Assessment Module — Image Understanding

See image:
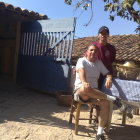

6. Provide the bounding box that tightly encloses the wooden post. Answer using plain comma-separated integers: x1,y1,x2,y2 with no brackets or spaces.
13,21,21,82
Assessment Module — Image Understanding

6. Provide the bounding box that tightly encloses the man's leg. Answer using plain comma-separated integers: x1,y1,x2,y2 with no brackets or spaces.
98,100,109,127
96,100,109,140
79,86,114,100
78,86,122,108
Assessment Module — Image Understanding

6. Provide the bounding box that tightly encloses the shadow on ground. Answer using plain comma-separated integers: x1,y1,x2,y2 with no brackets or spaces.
0,81,140,140
106,124,140,140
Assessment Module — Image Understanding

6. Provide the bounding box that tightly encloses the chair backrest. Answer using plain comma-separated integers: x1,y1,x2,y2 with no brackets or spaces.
70,65,76,91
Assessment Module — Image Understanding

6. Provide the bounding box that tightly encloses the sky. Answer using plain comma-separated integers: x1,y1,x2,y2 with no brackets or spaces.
2,0,139,38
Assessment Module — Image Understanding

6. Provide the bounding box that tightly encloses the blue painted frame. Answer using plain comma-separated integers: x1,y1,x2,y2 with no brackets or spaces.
17,17,76,94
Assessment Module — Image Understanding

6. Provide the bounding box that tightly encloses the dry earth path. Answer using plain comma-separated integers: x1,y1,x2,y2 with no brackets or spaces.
0,81,140,140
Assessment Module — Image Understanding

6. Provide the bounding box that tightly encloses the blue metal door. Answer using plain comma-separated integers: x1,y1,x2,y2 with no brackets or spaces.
17,18,76,94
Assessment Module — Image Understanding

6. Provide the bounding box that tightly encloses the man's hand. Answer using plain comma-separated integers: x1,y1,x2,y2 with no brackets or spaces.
105,75,112,89
82,82,91,92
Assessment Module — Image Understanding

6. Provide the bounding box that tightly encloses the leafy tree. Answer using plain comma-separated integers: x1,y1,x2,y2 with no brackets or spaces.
65,0,140,33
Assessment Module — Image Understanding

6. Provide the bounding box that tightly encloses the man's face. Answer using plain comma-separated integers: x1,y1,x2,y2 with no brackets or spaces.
98,30,109,43
86,45,98,61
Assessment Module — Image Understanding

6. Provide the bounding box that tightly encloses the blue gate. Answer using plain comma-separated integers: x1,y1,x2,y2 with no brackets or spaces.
17,18,76,94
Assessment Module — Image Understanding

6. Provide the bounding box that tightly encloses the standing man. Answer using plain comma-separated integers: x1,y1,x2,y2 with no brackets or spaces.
92,26,116,89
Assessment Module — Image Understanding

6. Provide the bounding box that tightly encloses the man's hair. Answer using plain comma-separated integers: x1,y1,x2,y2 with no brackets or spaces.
84,44,98,57
88,44,98,49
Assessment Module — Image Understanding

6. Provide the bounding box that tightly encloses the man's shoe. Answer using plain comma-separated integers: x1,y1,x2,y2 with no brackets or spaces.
127,113,133,119
113,97,122,108
96,134,105,140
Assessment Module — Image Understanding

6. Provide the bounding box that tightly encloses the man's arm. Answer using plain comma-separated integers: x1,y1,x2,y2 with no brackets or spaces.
77,68,91,91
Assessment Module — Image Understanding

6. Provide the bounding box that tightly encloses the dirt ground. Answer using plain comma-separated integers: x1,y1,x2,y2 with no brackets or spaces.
0,81,140,140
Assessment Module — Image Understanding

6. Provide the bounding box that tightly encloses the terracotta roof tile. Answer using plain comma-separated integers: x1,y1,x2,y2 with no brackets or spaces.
0,2,48,20
72,34,140,65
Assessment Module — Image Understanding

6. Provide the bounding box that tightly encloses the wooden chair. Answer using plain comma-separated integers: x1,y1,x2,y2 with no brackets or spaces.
68,66,111,134
69,96,129,134
69,97,100,135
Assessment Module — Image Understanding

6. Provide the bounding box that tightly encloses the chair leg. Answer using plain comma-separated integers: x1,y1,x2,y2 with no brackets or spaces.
122,111,127,126
133,108,139,115
89,105,94,124
93,106,99,124
75,103,81,135
69,99,76,124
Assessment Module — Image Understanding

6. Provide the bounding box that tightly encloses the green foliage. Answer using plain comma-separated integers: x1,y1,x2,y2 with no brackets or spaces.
65,0,140,33
64,0,72,5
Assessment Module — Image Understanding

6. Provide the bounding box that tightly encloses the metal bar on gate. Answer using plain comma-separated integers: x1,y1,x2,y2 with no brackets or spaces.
25,33,29,55
68,31,74,61
65,33,71,59
30,33,34,56
53,32,57,57
55,32,60,57
32,32,37,56
61,32,66,59
50,31,71,49
43,32,48,56
27,32,31,55
35,32,40,56
41,32,45,56
57,32,63,59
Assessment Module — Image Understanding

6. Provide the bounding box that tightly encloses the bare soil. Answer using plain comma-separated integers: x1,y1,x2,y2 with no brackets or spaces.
0,81,140,140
